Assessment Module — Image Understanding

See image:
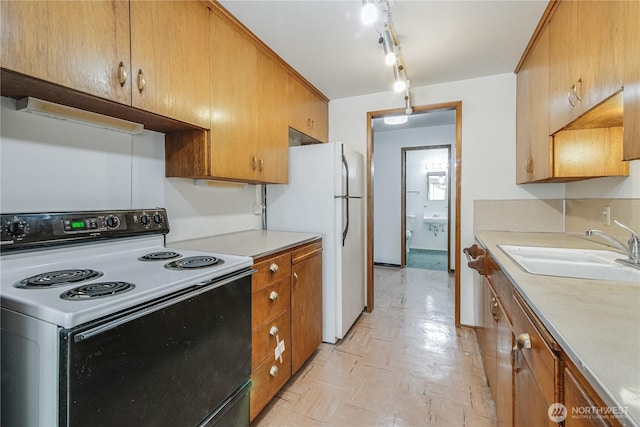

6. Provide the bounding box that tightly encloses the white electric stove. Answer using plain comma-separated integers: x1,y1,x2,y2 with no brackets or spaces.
0,208,254,427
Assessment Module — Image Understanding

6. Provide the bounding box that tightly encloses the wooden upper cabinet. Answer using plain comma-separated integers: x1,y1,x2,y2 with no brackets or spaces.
208,8,259,182
549,0,623,134
623,0,640,161
129,1,210,128
256,51,289,183
287,74,328,143
165,7,289,184
516,25,551,184
0,1,132,104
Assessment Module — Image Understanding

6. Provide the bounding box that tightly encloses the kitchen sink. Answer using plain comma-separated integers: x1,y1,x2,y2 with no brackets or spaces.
498,245,640,283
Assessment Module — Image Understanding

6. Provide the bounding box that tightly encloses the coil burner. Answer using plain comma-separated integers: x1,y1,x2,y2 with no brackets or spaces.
164,256,224,270
138,251,181,261
16,269,103,289
60,282,135,300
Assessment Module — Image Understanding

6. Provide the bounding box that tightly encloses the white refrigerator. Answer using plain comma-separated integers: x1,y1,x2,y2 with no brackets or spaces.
266,142,365,344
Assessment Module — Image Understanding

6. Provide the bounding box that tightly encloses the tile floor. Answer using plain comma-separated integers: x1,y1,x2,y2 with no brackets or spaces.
406,249,448,271
252,266,498,426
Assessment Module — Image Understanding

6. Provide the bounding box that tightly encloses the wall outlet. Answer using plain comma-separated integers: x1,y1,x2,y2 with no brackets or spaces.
602,206,611,225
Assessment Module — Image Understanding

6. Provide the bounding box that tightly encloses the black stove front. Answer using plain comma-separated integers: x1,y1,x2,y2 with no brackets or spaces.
60,270,253,427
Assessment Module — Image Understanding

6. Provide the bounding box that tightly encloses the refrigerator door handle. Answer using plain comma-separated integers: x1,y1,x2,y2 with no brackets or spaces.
341,150,349,246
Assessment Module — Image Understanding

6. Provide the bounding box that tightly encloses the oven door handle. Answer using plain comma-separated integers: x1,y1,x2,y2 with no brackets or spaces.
72,269,255,343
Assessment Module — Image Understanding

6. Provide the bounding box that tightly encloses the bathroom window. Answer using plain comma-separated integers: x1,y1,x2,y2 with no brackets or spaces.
426,172,447,201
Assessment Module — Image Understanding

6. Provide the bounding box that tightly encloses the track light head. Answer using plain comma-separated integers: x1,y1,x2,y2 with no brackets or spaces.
361,0,378,24
380,29,396,65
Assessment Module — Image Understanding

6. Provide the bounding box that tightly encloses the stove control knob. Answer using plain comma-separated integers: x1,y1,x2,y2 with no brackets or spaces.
140,214,150,225
152,214,164,225
105,216,120,229
6,221,25,237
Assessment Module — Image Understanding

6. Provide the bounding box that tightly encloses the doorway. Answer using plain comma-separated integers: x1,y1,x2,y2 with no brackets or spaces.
366,101,462,326
402,145,452,271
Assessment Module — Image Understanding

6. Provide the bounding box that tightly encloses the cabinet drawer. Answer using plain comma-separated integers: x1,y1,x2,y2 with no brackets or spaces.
487,259,514,324
252,253,291,293
511,293,560,406
250,348,291,421
291,240,322,263
252,279,291,330
252,309,291,368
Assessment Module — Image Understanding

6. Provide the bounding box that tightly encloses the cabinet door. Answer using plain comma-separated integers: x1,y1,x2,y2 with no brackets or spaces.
549,0,578,134
209,9,259,182
130,1,210,128
513,350,555,427
577,1,623,117
477,278,497,389
623,0,640,161
291,244,323,374
309,92,329,143
1,1,131,104
516,25,551,183
256,51,289,183
287,74,313,137
495,300,514,427
564,367,610,427
549,1,624,133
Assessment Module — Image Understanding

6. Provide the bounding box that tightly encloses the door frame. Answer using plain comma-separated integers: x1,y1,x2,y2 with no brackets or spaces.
401,144,452,269
366,101,462,327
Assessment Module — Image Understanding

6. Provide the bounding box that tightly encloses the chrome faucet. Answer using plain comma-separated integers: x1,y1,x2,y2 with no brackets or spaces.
586,220,640,268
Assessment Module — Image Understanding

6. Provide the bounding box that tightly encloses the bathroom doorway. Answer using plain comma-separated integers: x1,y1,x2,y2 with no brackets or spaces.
402,145,451,271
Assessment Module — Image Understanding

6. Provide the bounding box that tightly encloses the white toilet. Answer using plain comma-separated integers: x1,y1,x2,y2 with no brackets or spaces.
406,214,416,251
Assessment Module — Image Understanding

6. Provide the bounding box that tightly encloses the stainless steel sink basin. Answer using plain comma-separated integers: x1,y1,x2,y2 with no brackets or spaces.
498,245,640,283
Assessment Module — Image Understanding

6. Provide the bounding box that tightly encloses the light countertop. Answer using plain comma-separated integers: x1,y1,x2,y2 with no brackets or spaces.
474,231,640,427
169,229,322,260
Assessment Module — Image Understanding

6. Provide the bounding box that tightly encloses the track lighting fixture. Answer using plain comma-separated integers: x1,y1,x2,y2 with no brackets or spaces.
362,0,413,99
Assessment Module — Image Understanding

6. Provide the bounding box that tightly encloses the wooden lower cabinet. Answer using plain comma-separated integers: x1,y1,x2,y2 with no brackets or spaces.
250,239,323,420
478,275,513,427
291,241,323,375
250,310,292,419
470,243,627,427
514,354,556,427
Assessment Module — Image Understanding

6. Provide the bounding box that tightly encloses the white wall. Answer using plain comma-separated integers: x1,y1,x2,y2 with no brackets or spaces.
373,125,454,264
0,96,261,243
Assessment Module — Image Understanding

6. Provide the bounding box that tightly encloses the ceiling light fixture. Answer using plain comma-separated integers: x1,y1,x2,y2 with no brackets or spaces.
384,115,408,125
361,0,378,25
16,97,144,134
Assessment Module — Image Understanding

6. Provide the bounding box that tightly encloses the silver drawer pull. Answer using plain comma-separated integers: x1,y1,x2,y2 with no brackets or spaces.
269,263,279,273
269,291,279,301
269,326,279,336
269,365,279,376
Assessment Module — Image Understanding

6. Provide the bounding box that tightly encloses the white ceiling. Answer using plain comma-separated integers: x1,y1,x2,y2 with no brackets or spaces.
219,0,548,102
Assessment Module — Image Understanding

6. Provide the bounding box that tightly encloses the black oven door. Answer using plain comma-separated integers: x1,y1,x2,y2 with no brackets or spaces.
59,270,252,427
